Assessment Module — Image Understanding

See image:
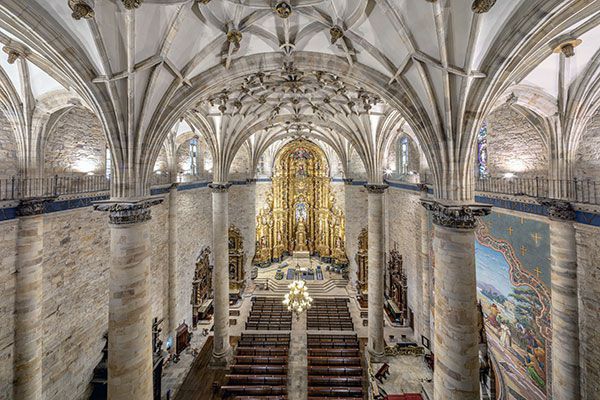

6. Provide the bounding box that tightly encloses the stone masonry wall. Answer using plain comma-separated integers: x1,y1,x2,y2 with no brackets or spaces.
386,188,423,337
575,223,600,398
486,106,547,178
0,112,19,180
575,109,600,181
229,184,257,287
0,219,17,399
345,184,368,285
44,108,106,176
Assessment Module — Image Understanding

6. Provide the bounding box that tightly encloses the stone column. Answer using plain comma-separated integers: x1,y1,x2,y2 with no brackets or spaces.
94,198,163,400
167,183,179,347
421,200,491,400
365,184,388,360
13,198,53,400
539,199,580,400
210,183,232,365
343,178,358,290
418,184,431,343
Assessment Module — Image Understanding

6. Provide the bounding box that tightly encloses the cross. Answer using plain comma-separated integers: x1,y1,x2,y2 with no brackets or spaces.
534,267,542,279
531,232,542,245
520,246,527,256
507,226,513,236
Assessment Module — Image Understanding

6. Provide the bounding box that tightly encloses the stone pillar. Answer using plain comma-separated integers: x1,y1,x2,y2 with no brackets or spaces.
365,184,388,360
210,183,232,365
421,200,491,400
539,199,580,400
418,184,431,343
343,178,358,290
167,183,179,346
94,198,163,400
13,198,53,400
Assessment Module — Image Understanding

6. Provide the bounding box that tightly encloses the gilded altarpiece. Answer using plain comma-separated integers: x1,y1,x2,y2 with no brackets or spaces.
228,225,245,300
253,139,348,266
356,228,368,296
191,247,212,327
386,248,408,324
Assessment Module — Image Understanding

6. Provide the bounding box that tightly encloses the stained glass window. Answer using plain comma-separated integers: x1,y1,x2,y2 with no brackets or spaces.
401,137,409,175
190,138,198,175
105,147,111,179
478,122,489,178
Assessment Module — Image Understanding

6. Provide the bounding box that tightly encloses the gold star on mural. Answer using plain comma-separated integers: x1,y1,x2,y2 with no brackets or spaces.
534,266,542,279
531,232,542,246
507,226,513,236
520,246,527,256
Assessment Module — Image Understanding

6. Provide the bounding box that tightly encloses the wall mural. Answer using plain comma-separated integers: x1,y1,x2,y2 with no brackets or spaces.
475,212,551,400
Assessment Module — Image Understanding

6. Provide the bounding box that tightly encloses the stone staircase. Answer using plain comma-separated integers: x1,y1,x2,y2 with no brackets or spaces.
257,278,349,295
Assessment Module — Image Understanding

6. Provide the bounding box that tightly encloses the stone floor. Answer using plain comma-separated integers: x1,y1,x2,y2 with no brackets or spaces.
372,354,432,396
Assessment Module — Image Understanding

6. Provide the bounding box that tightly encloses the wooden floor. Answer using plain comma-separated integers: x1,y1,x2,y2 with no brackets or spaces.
174,336,237,400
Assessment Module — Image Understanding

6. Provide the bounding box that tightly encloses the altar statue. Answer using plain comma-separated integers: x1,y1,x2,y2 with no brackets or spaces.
294,219,309,252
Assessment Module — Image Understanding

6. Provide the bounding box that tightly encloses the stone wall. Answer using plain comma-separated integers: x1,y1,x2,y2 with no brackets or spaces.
386,188,423,336
575,223,600,398
44,108,106,176
575,109,600,181
230,149,250,181
344,184,368,285
486,107,547,178
229,184,257,287
348,150,367,181
0,111,18,180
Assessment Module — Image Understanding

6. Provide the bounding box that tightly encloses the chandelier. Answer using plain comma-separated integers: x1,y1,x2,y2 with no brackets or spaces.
283,269,313,317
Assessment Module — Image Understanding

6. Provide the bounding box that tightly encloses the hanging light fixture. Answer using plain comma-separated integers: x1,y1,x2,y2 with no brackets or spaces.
283,267,313,317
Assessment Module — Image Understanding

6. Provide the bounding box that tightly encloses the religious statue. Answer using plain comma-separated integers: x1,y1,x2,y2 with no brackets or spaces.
294,219,309,252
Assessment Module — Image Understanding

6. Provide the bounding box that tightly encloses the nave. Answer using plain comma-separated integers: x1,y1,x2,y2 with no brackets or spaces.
171,292,427,400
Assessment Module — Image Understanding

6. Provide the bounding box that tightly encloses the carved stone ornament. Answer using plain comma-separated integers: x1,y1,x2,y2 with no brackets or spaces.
2,46,21,64
69,0,94,20
421,200,492,230
343,178,354,185
364,184,389,194
275,1,292,19
417,183,429,194
330,26,344,44
209,183,232,193
197,0,212,4
122,0,143,10
16,197,56,218
560,43,575,58
471,0,496,14
537,198,576,221
94,198,163,225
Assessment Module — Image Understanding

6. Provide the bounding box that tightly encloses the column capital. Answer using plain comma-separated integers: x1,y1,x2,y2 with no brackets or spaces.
421,199,491,230
94,197,163,225
417,183,429,194
16,196,56,217
537,198,576,221
169,182,179,190
343,178,354,185
364,184,388,194
209,182,232,193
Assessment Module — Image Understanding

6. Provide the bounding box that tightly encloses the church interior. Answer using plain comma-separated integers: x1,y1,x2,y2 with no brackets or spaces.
1,1,600,400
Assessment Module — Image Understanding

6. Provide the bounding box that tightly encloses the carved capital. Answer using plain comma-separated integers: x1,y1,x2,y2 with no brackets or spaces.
421,200,492,230
471,0,496,13
364,184,389,194
343,178,354,185
209,183,232,193
122,0,142,10
16,197,56,218
69,0,94,20
94,198,163,225
537,198,576,221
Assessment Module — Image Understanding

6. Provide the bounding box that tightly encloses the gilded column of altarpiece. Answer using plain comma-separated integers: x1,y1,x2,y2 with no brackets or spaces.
253,139,348,266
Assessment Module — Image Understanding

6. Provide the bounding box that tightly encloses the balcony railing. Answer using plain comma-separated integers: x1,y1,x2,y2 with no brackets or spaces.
475,177,600,205
0,173,182,202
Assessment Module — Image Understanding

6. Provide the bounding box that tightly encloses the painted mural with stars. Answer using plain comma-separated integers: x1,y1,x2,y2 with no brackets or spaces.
475,211,552,400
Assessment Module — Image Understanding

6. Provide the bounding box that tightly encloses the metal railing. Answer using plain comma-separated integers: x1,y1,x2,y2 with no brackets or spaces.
476,177,599,205
0,175,110,201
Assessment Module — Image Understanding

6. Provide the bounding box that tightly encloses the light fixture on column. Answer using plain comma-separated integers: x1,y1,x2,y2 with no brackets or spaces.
283,267,313,318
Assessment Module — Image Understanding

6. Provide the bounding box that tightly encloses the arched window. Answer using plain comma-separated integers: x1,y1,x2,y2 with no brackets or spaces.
477,123,489,178
189,138,198,175
105,147,111,179
400,137,409,175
